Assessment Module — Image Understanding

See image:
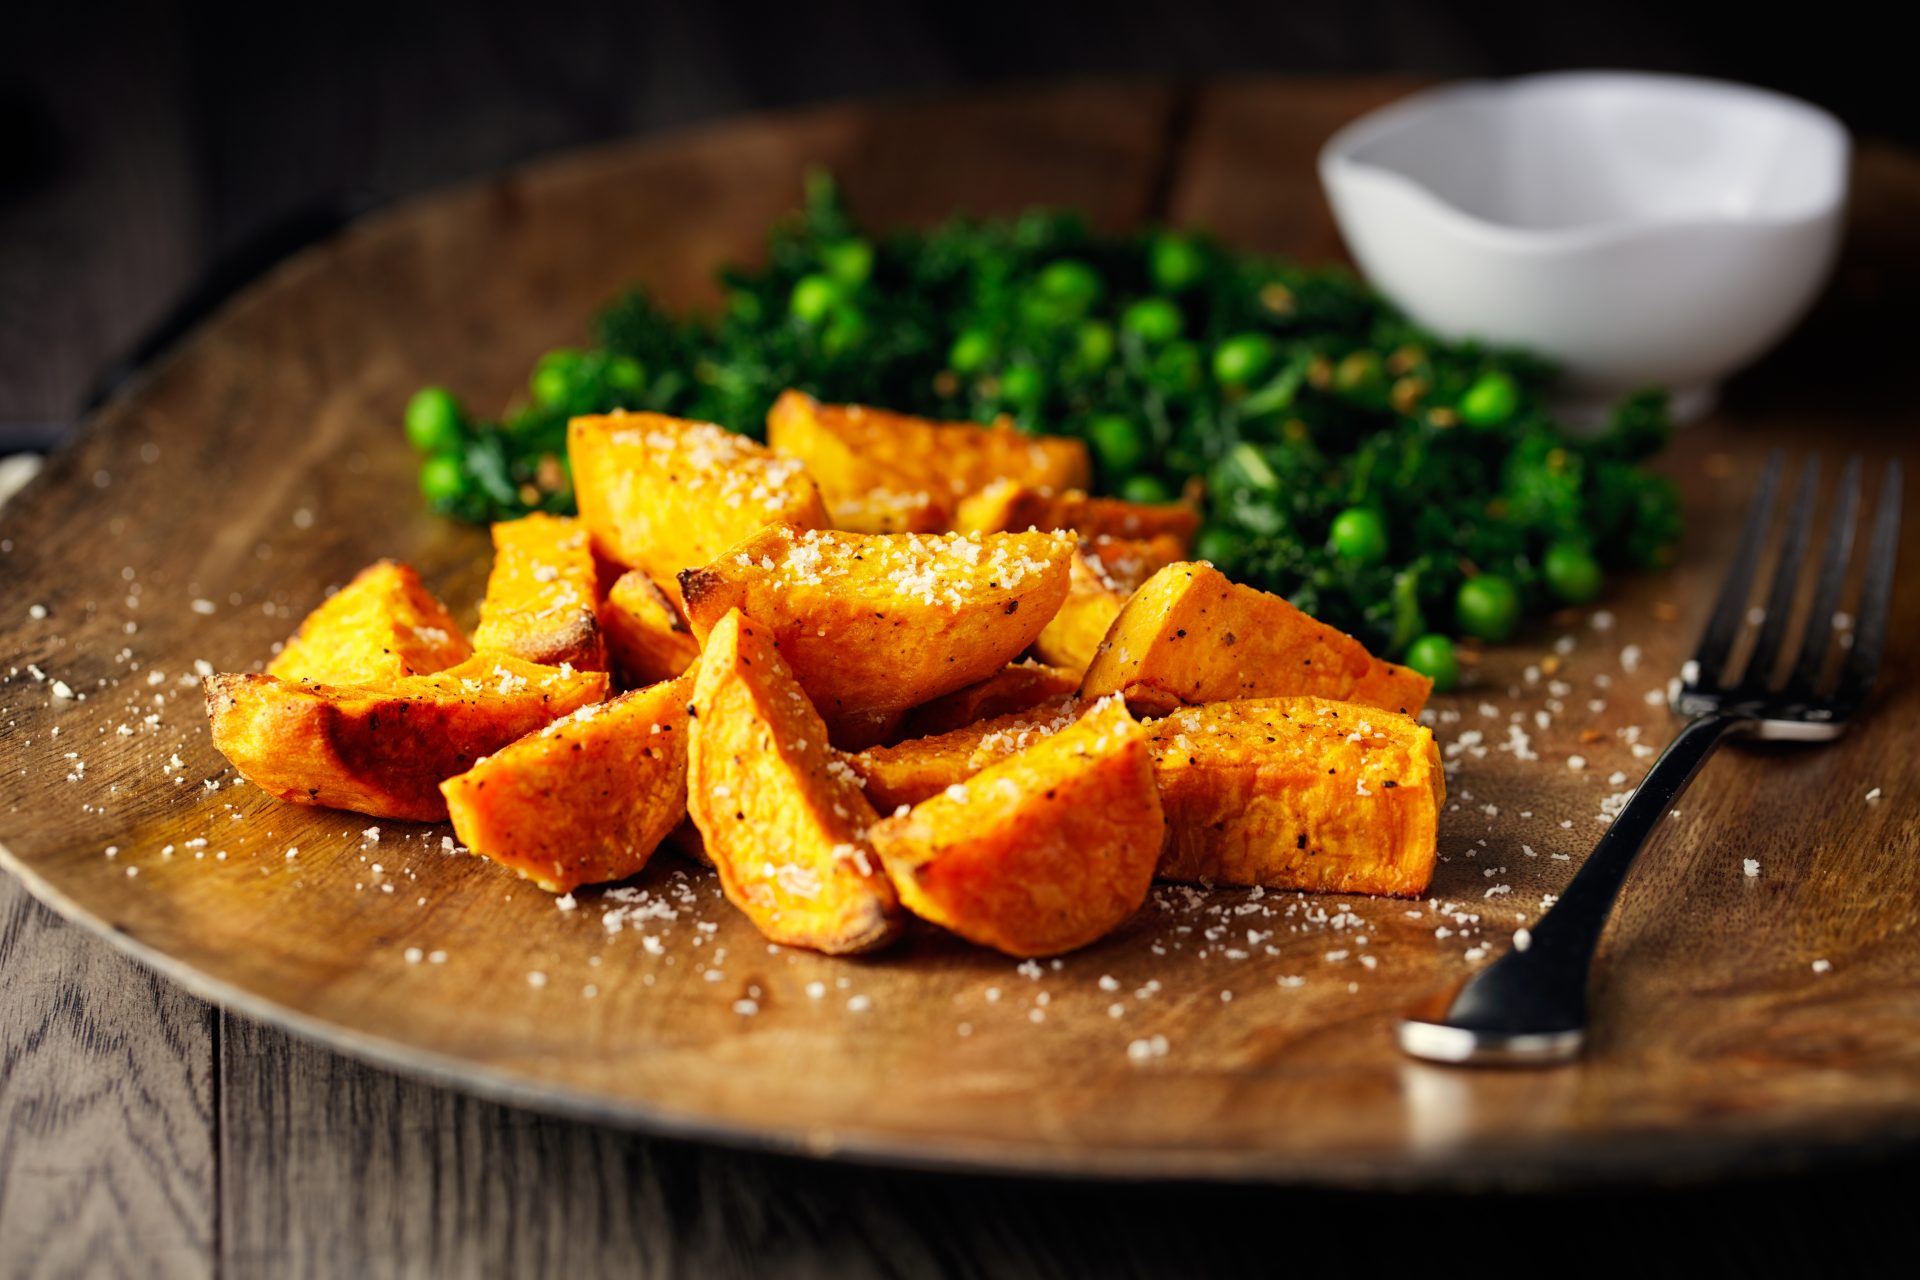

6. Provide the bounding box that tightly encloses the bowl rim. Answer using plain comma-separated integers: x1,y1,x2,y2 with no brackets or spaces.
1319,70,1852,255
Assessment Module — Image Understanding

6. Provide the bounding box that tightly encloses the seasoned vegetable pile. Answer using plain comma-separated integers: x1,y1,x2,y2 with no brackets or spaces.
406,173,1678,678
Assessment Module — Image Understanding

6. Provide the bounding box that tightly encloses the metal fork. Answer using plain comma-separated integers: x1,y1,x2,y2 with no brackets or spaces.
1398,452,1904,1066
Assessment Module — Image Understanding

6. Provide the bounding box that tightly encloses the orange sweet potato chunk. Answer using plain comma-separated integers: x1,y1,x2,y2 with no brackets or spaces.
569,411,828,582
868,697,1163,957
823,488,952,535
1148,698,1444,896
599,569,700,687
1079,562,1432,717
766,389,1089,521
687,610,901,954
1032,534,1187,673
441,673,692,893
953,480,1201,549
472,513,606,671
206,656,609,821
267,560,470,687
679,523,1073,737
847,696,1089,813
896,660,1081,740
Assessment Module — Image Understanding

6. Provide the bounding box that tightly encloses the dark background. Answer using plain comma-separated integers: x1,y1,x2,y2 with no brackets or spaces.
0,0,1905,443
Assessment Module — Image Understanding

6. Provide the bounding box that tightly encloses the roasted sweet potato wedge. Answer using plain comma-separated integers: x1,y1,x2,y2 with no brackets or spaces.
1079,562,1432,717
441,673,693,893
847,695,1088,813
953,480,1201,549
766,389,1090,515
679,523,1074,738
869,696,1162,957
599,569,700,687
1032,534,1187,673
821,488,952,535
472,513,606,671
206,656,609,821
569,411,828,581
1148,698,1443,896
896,660,1081,739
686,609,901,954
267,560,470,687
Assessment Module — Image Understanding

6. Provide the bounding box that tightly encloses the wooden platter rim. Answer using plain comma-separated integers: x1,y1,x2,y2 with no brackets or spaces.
7,836,1917,1190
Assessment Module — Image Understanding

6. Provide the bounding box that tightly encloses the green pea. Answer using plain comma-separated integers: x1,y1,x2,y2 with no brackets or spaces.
1036,259,1102,311
1212,333,1276,386
604,355,645,396
999,362,1044,406
821,305,868,357
822,238,874,287
1459,370,1520,427
529,349,585,408
1456,574,1521,643
1119,473,1173,504
1074,321,1116,370
1404,633,1460,692
948,328,993,373
1193,525,1243,566
1327,506,1389,565
404,387,464,456
1087,413,1146,474
418,454,466,505
789,273,841,326
1543,539,1604,603
1149,234,1204,292
1122,297,1184,344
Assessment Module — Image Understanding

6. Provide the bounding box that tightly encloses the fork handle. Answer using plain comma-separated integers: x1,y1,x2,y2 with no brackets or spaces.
1398,711,1741,1065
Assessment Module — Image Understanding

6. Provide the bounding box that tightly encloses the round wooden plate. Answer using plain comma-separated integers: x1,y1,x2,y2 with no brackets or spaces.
5,80,1920,1188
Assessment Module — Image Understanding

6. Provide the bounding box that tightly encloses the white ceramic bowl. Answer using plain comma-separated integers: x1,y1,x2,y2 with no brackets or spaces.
1320,72,1850,421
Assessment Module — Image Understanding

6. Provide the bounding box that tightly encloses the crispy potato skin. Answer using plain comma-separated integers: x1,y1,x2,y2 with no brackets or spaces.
569,411,828,581
441,674,692,893
679,523,1074,738
472,513,607,671
206,656,609,821
1148,698,1443,896
848,695,1088,813
1080,562,1433,718
599,569,700,688
897,662,1081,740
687,609,901,954
1032,535,1186,673
767,390,1090,515
869,698,1162,957
267,560,470,686
953,481,1200,550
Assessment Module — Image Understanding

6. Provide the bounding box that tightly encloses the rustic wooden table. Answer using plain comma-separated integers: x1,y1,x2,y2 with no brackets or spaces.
3,79,1918,1276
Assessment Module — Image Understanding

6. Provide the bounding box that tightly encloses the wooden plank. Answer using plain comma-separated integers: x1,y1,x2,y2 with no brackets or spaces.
2,76,1919,1200
0,880,215,1278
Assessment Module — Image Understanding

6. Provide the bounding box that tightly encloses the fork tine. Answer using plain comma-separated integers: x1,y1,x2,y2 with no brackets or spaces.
1787,455,1862,693
1691,451,1783,686
1743,457,1820,688
1834,461,1903,712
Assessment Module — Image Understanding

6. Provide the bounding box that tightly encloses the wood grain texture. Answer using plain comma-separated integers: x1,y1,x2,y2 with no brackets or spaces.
2,79,1919,1203
0,881,215,1279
